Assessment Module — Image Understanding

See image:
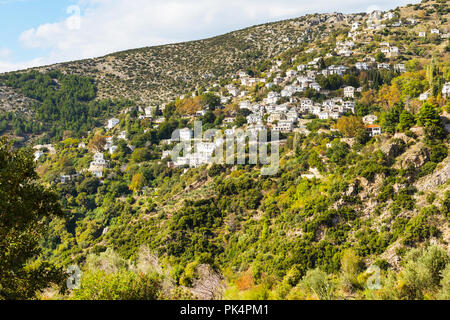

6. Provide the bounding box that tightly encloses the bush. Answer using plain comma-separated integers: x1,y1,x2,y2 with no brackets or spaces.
302,268,335,300
71,269,163,300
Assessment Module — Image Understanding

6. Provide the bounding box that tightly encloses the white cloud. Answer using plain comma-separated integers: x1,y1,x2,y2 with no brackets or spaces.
0,47,12,59
0,57,44,73
4,0,419,72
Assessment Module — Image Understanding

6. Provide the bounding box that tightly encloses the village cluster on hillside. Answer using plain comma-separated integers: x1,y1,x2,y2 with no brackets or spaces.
32,5,450,180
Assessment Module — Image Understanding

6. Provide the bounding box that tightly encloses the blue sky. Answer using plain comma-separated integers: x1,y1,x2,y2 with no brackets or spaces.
0,0,75,61
0,0,420,73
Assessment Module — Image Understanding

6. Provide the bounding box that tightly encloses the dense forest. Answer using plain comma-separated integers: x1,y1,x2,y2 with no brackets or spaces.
0,70,134,143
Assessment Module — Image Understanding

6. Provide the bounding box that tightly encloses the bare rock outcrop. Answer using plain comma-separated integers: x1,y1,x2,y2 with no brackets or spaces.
416,157,450,191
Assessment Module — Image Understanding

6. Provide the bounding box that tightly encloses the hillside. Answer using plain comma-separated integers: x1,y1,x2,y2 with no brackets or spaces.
0,0,450,301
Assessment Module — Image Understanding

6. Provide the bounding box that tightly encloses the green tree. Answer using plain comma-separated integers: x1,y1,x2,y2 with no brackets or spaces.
0,138,65,299
397,110,415,132
336,116,365,137
418,103,445,140
129,173,146,194
376,52,386,63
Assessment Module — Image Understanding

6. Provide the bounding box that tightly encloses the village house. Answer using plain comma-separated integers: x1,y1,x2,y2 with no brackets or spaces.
34,150,44,161
338,48,353,57
223,117,236,124
300,99,313,109
389,46,399,55
309,82,321,92
247,114,262,125
238,71,248,78
266,92,281,104
196,110,207,117
394,64,406,73
431,29,440,35
328,65,347,76
363,115,378,125
418,31,426,37
267,112,286,124
344,86,355,98
106,118,120,130
274,120,294,133
442,83,450,98
383,12,395,20
419,92,430,101
118,131,127,140
286,70,298,78
241,77,258,87
228,87,239,97
178,128,193,142
355,62,370,71
377,63,391,70
248,124,267,135
318,111,330,120
89,153,107,178
297,64,307,72
366,124,382,137
161,150,172,160
239,100,251,109
273,76,284,85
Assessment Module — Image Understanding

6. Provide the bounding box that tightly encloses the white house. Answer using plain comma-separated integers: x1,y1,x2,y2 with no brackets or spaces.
301,99,313,109
239,100,251,109
344,86,355,98
144,107,155,118
419,92,430,101
228,87,239,97
297,64,307,72
109,145,118,155
266,92,281,104
196,142,216,154
89,153,107,178
247,114,262,125
286,70,298,78
179,128,193,141
223,117,236,124
377,63,391,70
34,150,44,161
92,153,106,166
309,82,321,92
418,31,426,37
318,112,329,120
274,120,294,133
366,124,382,137
442,83,450,98
431,29,440,35
383,12,395,20
390,46,399,54
338,49,353,57
363,115,378,125
196,110,207,117
118,131,127,140
394,64,406,73
355,62,370,71
106,118,120,130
